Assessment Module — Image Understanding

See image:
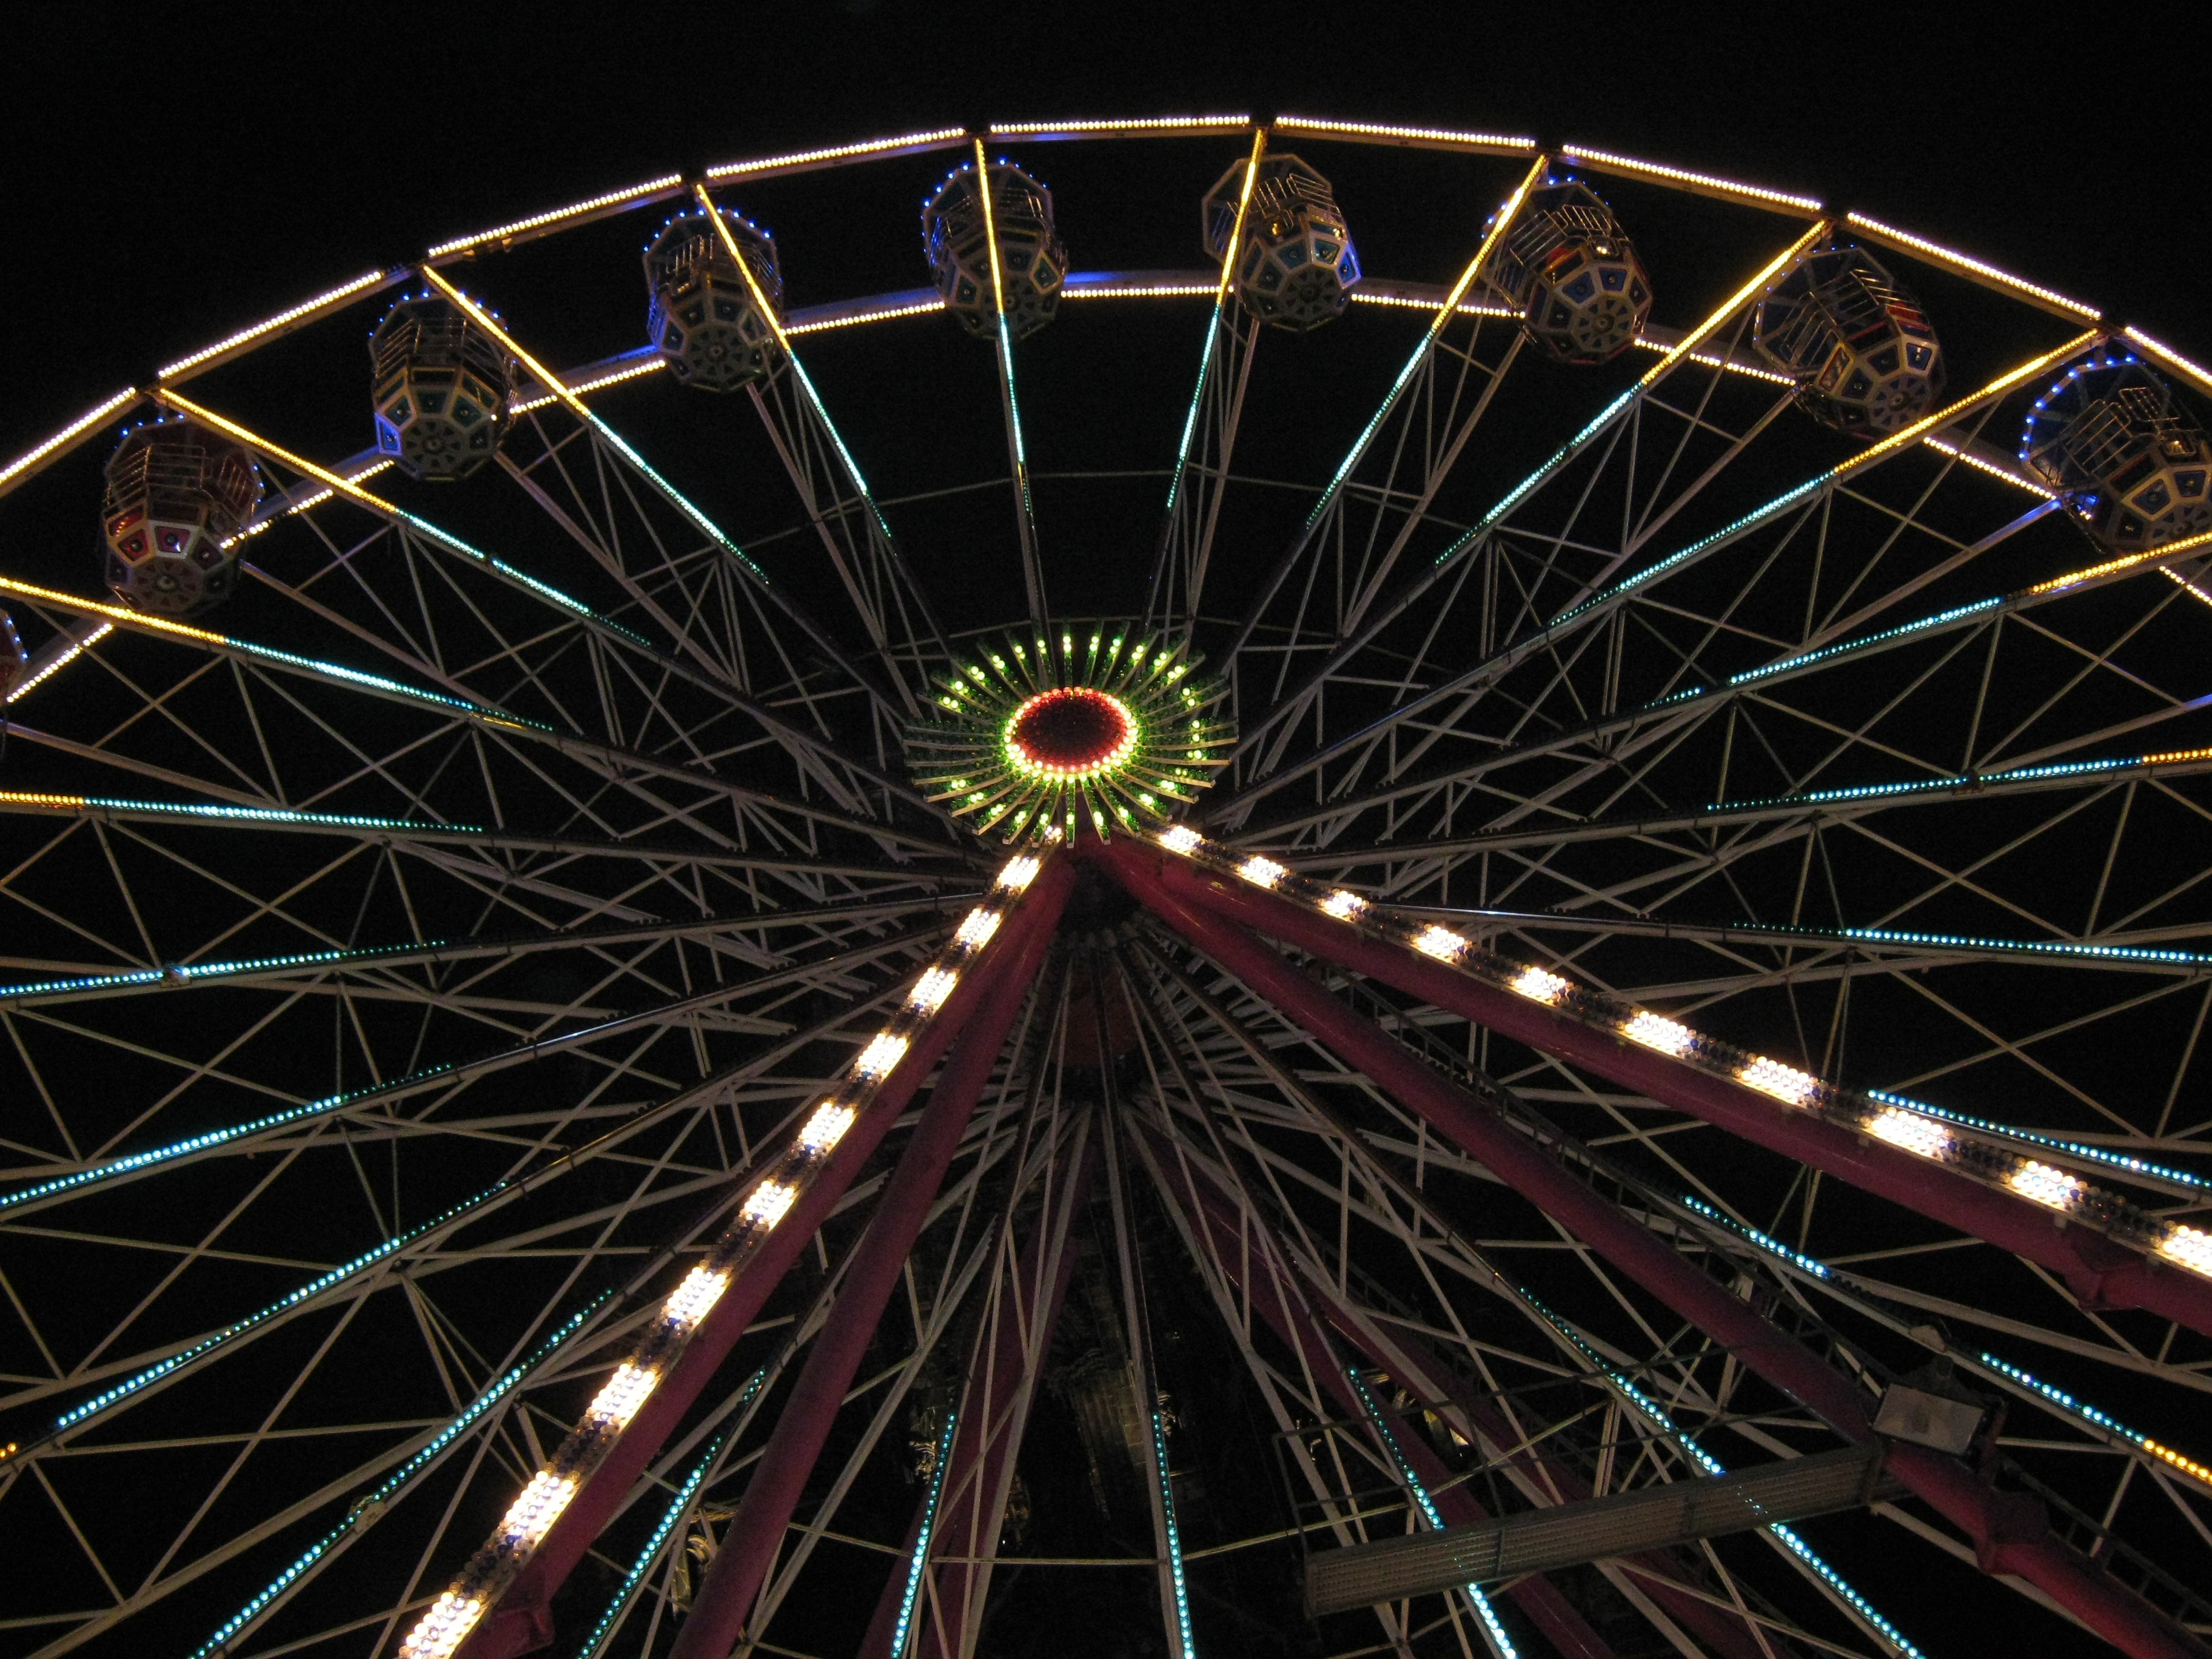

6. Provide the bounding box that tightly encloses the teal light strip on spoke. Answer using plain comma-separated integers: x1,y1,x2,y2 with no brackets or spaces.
186,1295,611,1659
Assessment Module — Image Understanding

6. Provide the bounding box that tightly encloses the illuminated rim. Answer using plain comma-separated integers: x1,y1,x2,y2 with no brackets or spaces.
906,624,1233,845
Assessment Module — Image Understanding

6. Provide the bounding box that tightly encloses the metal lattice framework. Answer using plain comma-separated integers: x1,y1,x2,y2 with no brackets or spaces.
2,114,2211,1659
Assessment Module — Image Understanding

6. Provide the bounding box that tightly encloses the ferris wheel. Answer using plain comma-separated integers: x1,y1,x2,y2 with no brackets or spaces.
3,110,2212,1659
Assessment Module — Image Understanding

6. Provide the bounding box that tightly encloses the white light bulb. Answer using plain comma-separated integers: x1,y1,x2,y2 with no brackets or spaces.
799,1102,856,1155
1413,925,1467,962
2009,1159,2085,1212
1159,825,1202,854
854,1033,909,1078
1740,1055,1818,1106
998,854,1042,891
498,1471,577,1548
586,1363,657,1431
909,968,958,1011
742,1181,798,1228
1867,1107,1951,1160
1238,856,1287,888
954,908,1001,949
398,1592,486,1659
663,1265,729,1329
2160,1225,2212,1277
1624,1012,1695,1056
1321,890,1367,921
1510,965,1570,1004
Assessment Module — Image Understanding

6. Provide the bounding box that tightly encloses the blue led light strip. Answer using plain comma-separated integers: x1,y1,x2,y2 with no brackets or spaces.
1864,1090,2211,1197
575,1365,771,1659
47,1183,508,1439
1510,1296,1925,1659
1151,1411,1197,1657
1680,1196,1832,1279
891,1410,959,1658
184,1295,611,1659
1344,1368,1518,1659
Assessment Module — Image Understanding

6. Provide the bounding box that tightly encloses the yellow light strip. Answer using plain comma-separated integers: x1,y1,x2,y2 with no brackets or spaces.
1848,329,2104,475
156,390,407,523
784,298,947,335
509,357,665,415
694,185,799,361
1560,144,1824,215
0,388,139,490
1218,129,1267,308
158,270,389,379
418,269,588,430
989,115,1250,135
975,140,1011,321
2163,568,2212,611
427,175,686,258
1921,437,2054,497
1435,153,1550,322
1273,115,1537,152
1351,290,1515,320
223,458,397,545
0,572,241,652
1632,221,1832,391
2122,326,2212,400
1627,336,1795,386
2024,526,2212,596
706,127,969,178
1062,283,1217,301
5,622,111,704
1846,212,2099,320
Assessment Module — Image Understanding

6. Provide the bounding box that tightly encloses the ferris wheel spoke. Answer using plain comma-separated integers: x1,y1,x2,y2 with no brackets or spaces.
1225,219,1835,788
1218,315,2100,831
414,270,910,736
1136,875,2202,1656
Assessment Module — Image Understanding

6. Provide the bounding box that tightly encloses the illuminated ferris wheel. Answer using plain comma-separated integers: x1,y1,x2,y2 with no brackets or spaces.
4,111,2212,1659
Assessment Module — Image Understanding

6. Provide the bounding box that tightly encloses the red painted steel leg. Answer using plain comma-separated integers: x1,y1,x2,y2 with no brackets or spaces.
912,1125,1099,1659
1101,839,2212,1338
463,860,1075,1659
1101,839,2207,1659
669,886,1066,1658
1129,1118,1618,1659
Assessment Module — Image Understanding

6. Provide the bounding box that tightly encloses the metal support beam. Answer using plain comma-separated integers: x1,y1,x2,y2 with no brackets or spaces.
1127,1116,1618,1659
1307,1444,1892,1617
457,859,1076,1658
668,894,1062,1657
909,1118,1098,1659
1096,836,2210,1659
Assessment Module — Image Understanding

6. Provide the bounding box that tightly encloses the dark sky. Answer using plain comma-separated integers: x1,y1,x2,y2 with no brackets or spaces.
4,2,2208,466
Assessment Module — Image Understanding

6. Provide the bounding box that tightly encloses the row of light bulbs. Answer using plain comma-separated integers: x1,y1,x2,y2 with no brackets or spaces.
1151,828,2212,1288
397,853,1043,1659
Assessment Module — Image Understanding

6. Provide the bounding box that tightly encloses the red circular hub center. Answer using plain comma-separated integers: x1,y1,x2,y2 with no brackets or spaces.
1007,689,1133,774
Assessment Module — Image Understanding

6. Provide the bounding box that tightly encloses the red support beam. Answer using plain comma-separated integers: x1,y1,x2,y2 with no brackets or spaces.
1128,1116,1619,1659
1100,837,2207,1659
669,875,1068,1659
461,859,1075,1659
913,1123,1099,1659
1142,1113,1769,1659
1102,839,2212,1338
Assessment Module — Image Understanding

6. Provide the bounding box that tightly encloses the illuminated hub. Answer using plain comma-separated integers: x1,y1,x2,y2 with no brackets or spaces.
923,161,1065,340
0,611,23,701
1008,688,1136,776
369,295,516,481
643,208,782,391
100,418,261,615
1491,181,1652,365
1754,245,1945,435
2021,356,2212,553
1202,153,1360,331
906,624,1235,846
